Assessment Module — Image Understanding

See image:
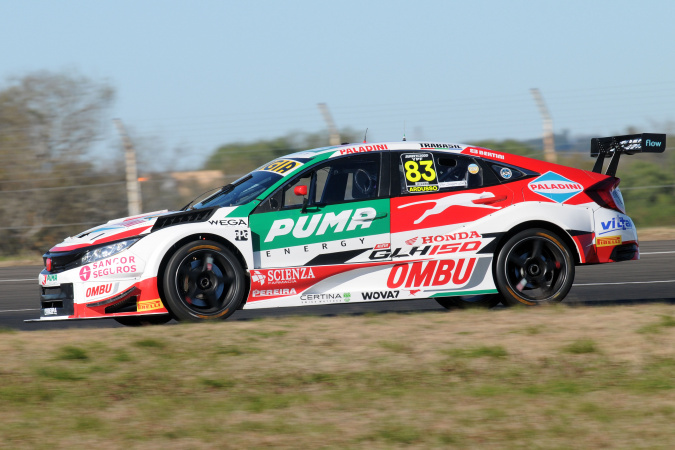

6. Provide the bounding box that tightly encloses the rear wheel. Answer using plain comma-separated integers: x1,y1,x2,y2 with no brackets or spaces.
162,240,246,322
435,294,502,310
495,229,574,306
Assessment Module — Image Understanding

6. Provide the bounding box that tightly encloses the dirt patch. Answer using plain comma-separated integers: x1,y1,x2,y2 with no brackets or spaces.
639,227,675,241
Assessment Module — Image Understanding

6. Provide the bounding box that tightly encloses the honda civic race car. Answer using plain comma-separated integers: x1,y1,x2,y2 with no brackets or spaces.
32,133,666,325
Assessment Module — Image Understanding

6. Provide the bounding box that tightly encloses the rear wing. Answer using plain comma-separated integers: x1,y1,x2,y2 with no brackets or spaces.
591,133,666,176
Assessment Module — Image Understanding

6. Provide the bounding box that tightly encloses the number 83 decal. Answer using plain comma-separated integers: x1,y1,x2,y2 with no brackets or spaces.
401,153,439,193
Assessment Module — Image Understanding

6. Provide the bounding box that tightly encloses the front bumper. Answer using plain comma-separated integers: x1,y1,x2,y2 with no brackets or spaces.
28,270,169,322
38,283,75,318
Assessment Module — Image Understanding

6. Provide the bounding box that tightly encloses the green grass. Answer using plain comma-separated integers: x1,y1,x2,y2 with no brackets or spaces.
56,345,89,360
562,338,599,354
442,345,509,358
637,314,675,334
0,304,674,448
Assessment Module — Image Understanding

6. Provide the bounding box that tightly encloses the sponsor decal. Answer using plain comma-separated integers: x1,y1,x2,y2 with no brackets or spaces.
467,148,505,160
235,229,249,241
137,299,164,312
361,290,400,300
85,283,115,298
528,172,583,203
251,271,266,285
253,267,316,286
419,231,481,244
300,293,345,303
91,256,136,269
120,214,164,228
398,192,501,225
339,144,388,155
370,240,481,260
405,237,418,245
401,153,439,194
500,167,512,179
40,273,58,286
468,164,480,175
387,258,476,289
253,288,297,297
90,265,137,278
44,307,58,315
619,138,641,151
260,159,302,175
80,256,137,281
408,185,439,192
645,139,662,148
438,181,467,188
249,264,392,303
252,198,389,251
209,219,247,226
264,207,376,243
597,236,622,247
374,243,390,250
599,216,633,235
420,143,462,149
80,266,91,281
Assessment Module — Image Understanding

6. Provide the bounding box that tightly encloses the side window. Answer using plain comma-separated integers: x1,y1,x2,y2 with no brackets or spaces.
281,153,380,208
397,152,484,195
283,173,312,208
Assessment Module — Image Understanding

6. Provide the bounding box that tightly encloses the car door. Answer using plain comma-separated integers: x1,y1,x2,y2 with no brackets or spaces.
383,150,516,296
249,152,390,270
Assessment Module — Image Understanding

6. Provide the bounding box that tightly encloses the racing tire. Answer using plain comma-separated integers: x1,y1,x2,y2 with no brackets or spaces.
495,228,574,306
435,294,502,310
162,240,246,322
114,315,172,327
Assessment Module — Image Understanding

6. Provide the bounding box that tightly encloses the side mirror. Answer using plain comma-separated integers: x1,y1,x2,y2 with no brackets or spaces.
294,185,309,213
294,185,308,196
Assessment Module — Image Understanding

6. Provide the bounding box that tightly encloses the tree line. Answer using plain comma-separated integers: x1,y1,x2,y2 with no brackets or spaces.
0,70,673,258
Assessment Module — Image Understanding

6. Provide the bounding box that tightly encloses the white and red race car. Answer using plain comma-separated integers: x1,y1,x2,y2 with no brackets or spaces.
32,133,666,325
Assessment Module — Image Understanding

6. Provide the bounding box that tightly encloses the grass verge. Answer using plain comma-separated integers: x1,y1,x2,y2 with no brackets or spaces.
1,304,674,448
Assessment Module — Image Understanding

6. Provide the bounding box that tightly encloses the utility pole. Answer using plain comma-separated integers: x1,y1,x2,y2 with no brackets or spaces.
113,119,143,216
530,88,557,163
318,103,341,146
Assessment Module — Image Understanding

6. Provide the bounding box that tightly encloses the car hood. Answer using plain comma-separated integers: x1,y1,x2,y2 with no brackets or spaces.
49,210,173,253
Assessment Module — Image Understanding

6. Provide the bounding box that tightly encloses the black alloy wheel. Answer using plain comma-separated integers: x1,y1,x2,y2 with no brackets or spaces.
162,240,246,322
495,229,575,306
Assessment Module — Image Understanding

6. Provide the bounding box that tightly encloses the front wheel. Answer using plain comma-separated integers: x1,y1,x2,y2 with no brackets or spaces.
162,240,246,322
495,229,575,306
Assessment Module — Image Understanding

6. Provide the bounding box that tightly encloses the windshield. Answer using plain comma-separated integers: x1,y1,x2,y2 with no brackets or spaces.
193,171,283,209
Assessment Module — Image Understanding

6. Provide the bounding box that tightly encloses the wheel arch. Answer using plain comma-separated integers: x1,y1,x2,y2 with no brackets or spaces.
156,233,251,316
492,220,581,266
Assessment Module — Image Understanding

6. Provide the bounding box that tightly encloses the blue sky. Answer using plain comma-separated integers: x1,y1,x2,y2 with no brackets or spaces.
2,0,674,168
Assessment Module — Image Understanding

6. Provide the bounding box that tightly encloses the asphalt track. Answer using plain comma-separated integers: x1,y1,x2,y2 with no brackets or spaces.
1,240,674,331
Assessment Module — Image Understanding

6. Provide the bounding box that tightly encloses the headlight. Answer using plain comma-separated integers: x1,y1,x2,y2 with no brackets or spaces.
81,238,140,265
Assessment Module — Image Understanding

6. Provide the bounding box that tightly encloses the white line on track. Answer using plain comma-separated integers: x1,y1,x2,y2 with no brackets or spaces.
641,251,675,255
0,308,39,313
574,280,675,286
0,279,35,283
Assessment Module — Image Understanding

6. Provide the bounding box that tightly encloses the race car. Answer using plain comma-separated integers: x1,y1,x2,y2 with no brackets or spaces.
31,133,666,325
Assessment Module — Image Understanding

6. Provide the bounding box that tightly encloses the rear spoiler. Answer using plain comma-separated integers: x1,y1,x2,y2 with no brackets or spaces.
591,133,666,176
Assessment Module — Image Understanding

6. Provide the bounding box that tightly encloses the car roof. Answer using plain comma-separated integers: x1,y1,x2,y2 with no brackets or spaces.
284,141,470,162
